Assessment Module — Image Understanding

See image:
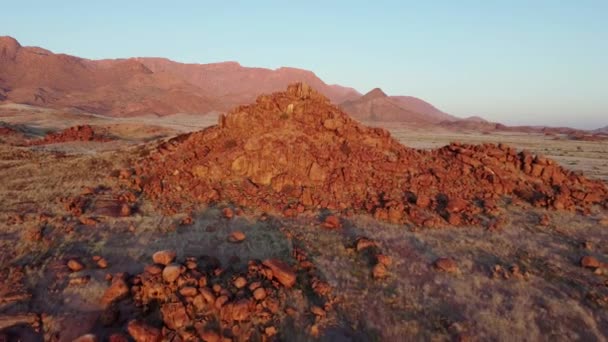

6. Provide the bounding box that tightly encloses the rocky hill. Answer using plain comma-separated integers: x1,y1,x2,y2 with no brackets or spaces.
130,83,607,228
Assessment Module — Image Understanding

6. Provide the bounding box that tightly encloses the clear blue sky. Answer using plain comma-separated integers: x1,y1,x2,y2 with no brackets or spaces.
2,1,607,128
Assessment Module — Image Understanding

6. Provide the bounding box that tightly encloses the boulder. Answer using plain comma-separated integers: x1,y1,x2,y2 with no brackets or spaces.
262,259,296,288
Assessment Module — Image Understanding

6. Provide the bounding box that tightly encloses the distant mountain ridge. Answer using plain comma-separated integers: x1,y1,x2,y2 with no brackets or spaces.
0,36,361,116
594,125,608,134
0,36,218,116
1,36,532,131
339,87,457,125
133,57,361,110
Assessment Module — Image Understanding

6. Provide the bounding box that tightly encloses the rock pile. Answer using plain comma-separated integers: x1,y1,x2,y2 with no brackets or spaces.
29,125,110,145
131,83,607,227
99,250,335,341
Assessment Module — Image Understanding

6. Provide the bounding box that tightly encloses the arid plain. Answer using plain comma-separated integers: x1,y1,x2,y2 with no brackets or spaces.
1,97,607,341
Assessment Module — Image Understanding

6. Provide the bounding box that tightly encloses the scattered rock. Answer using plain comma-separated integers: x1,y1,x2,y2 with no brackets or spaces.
145,264,162,275
310,305,326,317
355,237,377,252
228,231,246,243
68,275,90,286
179,286,198,297
67,259,84,272
539,214,550,226
180,215,193,225
376,254,392,267
198,329,221,342
322,215,341,229
581,256,601,269
160,302,190,330
434,257,459,273
127,320,162,342
101,276,129,306
233,276,247,289
229,299,252,321
215,295,229,309
97,258,108,269
162,264,182,283
372,263,388,279
152,250,176,266
200,287,216,304
222,208,234,219
79,216,98,226
265,326,278,337
253,287,267,300
262,259,296,288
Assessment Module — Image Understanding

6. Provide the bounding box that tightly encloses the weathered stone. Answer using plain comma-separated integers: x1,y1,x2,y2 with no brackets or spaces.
434,257,459,273
233,276,247,289
179,286,198,297
160,302,190,330
97,258,108,269
372,263,388,279
253,287,267,300
262,259,296,288
323,215,340,229
355,237,377,252
310,306,326,317
228,231,246,243
127,320,161,342
222,208,234,219
581,256,601,269
67,259,84,272
162,264,182,283
229,299,251,321
376,254,392,266
101,277,129,306
152,250,176,266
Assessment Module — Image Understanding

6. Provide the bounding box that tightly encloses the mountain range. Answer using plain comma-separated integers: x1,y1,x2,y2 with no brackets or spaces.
1,36,604,132
0,36,456,125
0,36,362,117
340,88,456,125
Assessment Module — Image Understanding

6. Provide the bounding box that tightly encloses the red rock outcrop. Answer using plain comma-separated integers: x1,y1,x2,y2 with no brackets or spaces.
29,125,110,145
131,83,607,227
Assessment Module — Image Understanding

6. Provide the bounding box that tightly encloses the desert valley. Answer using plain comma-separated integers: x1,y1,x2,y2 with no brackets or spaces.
0,33,608,342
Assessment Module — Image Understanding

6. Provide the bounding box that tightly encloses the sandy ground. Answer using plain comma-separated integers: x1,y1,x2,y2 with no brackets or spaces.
1,107,607,340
